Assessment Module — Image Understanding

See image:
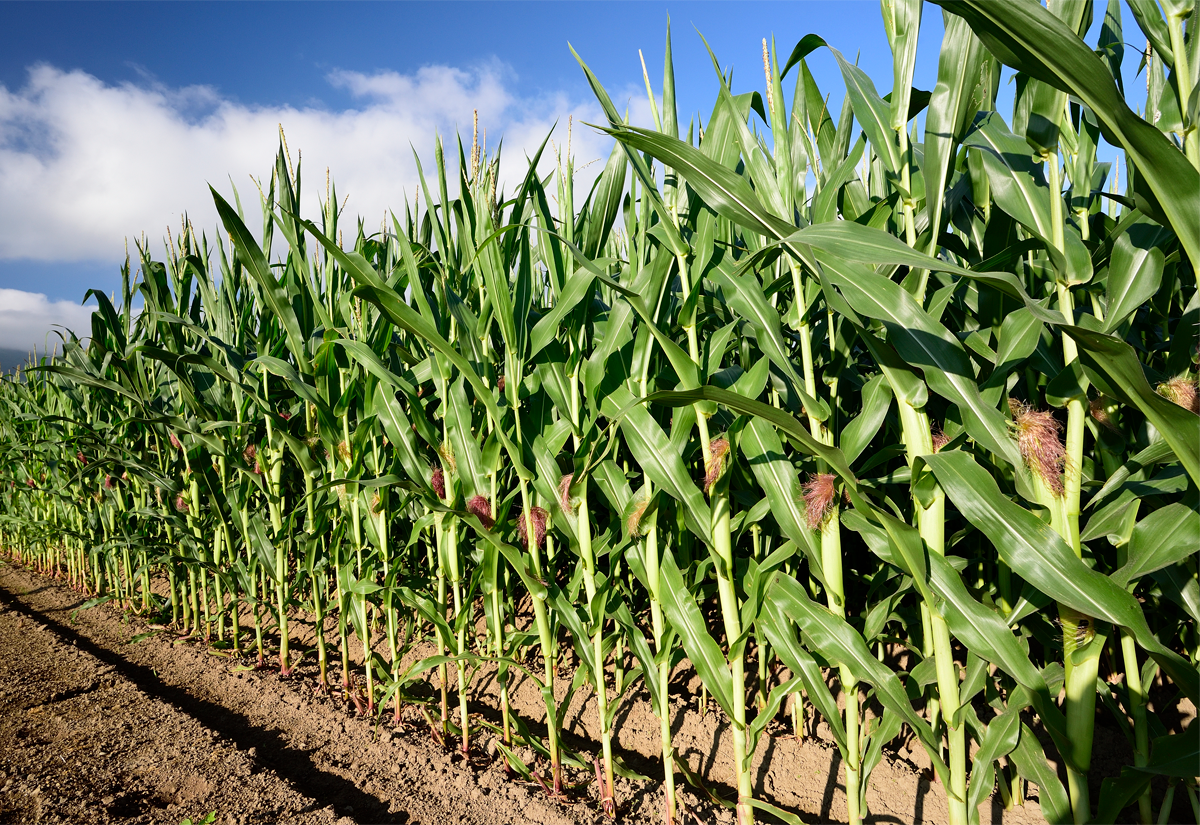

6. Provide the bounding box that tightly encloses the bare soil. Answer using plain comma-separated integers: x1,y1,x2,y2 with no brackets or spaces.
0,561,1059,825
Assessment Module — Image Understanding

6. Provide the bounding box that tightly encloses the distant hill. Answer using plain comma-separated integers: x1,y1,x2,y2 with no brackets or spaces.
0,348,35,374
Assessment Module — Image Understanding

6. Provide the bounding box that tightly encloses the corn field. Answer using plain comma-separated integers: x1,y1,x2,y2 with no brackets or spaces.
1,1,1197,823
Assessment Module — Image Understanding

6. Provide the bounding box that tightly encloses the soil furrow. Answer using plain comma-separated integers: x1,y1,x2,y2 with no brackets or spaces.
0,562,1054,824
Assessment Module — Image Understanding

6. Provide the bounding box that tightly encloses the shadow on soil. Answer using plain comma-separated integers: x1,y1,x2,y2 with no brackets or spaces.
0,582,406,823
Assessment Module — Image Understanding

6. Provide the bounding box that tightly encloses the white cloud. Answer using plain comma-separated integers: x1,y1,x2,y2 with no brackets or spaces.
0,289,94,351
0,61,619,264
0,60,646,350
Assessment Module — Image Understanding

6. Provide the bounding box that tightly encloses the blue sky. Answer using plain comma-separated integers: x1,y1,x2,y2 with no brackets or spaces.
0,2,912,128
0,1,1135,352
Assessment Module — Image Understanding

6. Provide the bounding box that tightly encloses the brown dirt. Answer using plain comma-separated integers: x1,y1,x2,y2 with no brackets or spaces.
0,561,1056,825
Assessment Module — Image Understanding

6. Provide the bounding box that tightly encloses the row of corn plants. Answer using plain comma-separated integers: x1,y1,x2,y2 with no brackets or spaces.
1,2,1197,823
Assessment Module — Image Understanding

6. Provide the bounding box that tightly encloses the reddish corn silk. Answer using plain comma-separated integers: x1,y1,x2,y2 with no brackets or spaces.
467,495,495,529
173,495,190,514
102,475,116,490
431,467,446,499
243,444,263,473
168,432,182,450
1009,399,1066,496
1088,395,1114,429
557,474,574,511
516,506,548,550
1158,376,1199,414
25,478,35,488
336,441,351,463
438,443,457,476
931,426,949,453
626,498,650,538
76,451,87,464
497,374,506,394
279,410,292,421
703,438,730,494
802,473,838,530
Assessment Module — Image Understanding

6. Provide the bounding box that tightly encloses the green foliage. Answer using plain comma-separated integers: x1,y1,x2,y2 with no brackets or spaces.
180,813,216,825
0,5,1196,825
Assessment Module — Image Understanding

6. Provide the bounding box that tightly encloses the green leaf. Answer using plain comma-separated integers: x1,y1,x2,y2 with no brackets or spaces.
245,514,278,581
577,138,628,259
250,355,325,414
1103,224,1166,333
707,265,828,420
811,135,867,225
839,499,936,607
827,44,901,174
962,113,1091,284
529,265,596,358
570,47,687,257
1087,439,1175,510
925,450,1199,703
1010,722,1072,825
932,0,1200,265
647,386,855,485
212,187,311,372
989,308,1043,383
1095,769,1153,825
758,600,847,753
817,255,1025,473
788,221,1026,295
594,115,838,297
460,514,548,602
840,373,893,466
658,550,735,719
924,14,991,239
1114,503,1199,587
965,702,1022,816
1133,731,1200,777
34,364,143,408
600,124,795,243
766,572,950,786
1065,326,1200,486
338,282,530,480
611,598,663,717
444,377,486,500
882,0,923,133
368,387,425,491
926,553,1071,762
1080,490,1140,546
1153,564,1200,623
738,418,824,585
1124,0,1174,64
601,387,712,546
